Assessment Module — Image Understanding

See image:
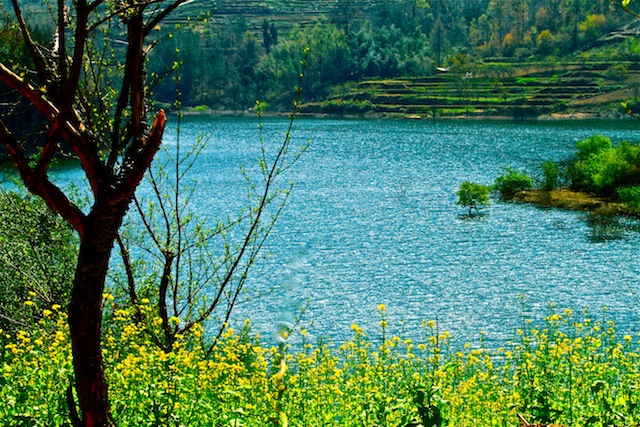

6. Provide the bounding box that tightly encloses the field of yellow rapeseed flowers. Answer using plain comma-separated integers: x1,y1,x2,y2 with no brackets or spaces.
2,302,640,426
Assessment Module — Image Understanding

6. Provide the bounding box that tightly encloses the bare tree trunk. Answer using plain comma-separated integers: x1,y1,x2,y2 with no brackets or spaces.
69,213,121,427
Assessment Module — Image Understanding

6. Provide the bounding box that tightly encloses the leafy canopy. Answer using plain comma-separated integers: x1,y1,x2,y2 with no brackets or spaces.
456,181,490,215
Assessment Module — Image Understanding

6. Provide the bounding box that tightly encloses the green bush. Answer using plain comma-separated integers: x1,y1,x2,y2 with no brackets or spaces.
575,134,612,161
605,63,627,81
456,181,490,215
493,166,534,199
570,139,640,195
0,189,76,333
541,160,559,191
588,149,633,193
617,185,640,211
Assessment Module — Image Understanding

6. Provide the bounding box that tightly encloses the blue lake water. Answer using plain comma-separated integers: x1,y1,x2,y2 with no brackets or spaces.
37,117,640,346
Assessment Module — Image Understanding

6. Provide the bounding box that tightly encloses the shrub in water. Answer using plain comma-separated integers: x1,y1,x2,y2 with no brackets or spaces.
493,166,534,199
456,181,490,215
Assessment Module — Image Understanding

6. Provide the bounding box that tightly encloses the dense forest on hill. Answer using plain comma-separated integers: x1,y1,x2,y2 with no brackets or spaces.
0,0,637,114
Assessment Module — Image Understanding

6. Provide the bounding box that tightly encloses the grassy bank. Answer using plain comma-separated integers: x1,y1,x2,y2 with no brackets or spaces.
2,301,640,426
514,189,634,216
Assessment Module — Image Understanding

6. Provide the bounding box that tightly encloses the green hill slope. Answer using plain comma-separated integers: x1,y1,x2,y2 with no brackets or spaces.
300,61,640,118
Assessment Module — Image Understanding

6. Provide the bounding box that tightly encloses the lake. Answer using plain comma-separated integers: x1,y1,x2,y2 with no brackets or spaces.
39,117,640,346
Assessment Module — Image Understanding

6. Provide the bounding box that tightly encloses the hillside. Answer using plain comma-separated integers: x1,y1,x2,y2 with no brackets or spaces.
2,0,639,116
300,60,640,118
162,0,378,29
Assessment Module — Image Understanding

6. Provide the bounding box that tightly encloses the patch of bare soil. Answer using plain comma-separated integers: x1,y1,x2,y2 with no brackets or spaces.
513,189,632,216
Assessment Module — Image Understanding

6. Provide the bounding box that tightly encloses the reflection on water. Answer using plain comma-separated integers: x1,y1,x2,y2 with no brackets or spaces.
585,212,625,243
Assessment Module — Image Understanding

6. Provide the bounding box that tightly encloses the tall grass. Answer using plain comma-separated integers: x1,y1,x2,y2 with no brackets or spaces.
2,301,640,426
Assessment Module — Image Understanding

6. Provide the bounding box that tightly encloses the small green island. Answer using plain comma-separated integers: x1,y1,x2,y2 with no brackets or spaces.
459,134,640,221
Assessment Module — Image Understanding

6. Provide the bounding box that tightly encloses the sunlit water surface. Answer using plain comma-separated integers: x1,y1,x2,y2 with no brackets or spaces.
43,117,640,347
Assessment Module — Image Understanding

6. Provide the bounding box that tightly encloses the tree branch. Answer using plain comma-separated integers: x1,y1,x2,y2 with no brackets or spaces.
0,61,59,121
57,0,68,91
114,109,167,203
64,1,90,111
116,234,143,323
144,0,191,35
11,0,50,82
0,121,87,237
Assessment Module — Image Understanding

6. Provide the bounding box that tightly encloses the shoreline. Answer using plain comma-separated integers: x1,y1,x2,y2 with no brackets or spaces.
175,107,630,121
513,189,636,216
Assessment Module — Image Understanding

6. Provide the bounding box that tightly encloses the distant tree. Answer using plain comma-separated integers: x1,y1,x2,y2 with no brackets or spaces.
332,0,358,38
537,29,556,54
262,19,273,53
430,17,446,66
579,14,607,40
270,22,279,46
456,181,491,215
572,0,581,48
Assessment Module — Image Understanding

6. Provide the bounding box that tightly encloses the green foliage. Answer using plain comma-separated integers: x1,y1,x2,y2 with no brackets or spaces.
605,63,627,81
579,14,608,40
320,99,375,114
587,148,633,192
541,160,559,191
516,77,539,85
570,138,640,195
537,30,556,55
617,185,640,211
575,134,612,161
493,166,534,200
456,181,490,215
191,104,210,112
139,0,631,111
0,189,76,333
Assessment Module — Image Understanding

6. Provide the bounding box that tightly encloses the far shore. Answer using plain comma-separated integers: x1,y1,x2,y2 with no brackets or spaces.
175,106,630,121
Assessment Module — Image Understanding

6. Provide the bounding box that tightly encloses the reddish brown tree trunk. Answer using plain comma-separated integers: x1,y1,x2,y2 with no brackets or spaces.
69,208,125,427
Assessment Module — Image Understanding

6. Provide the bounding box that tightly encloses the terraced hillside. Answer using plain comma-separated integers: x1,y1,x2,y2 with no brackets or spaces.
0,0,378,31
301,62,640,118
171,0,378,30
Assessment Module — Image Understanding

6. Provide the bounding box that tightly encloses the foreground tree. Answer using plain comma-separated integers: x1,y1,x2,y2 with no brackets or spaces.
0,0,194,425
